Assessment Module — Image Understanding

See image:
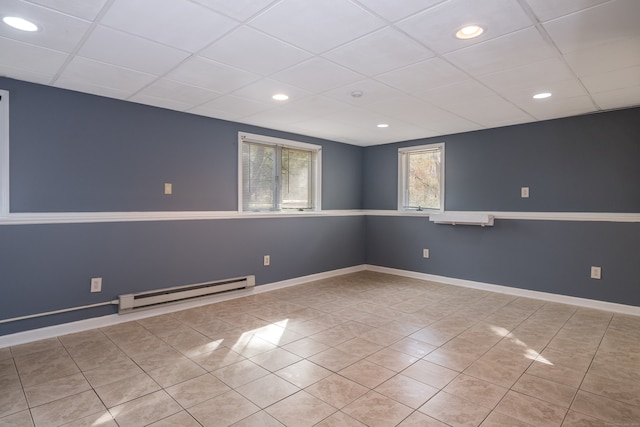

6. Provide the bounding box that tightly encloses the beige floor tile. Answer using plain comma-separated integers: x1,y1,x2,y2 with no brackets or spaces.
443,374,508,409
235,374,299,408
165,373,230,408
24,373,90,408
109,390,181,427
571,390,640,424
281,337,329,358
189,390,259,426
15,347,80,388
495,390,567,427
314,411,366,426
266,391,336,427
561,410,608,426
129,346,184,372
365,347,418,372
307,347,362,372
401,360,458,389
389,337,437,358
229,334,279,358
375,374,438,409
145,356,206,388
512,373,577,408
423,346,481,372
339,360,396,389
306,374,368,409
94,372,160,408
397,411,448,426
0,359,21,392
0,388,28,418
60,411,117,427
190,346,245,371
418,391,491,427
147,410,201,427
0,410,34,427
212,359,269,388
275,359,332,388
343,391,413,427
30,390,105,427
11,339,62,359
464,347,532,388
360,328,404,346
581,370,640,407
230,411,284,426
249,347,301,372
82,356,142,388
0,348,12,361
335,337,384,358
480,412,534,426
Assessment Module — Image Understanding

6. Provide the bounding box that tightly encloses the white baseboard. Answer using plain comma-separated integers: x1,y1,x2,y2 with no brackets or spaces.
365,265,640,317
2,263,638,348
0,265,366,348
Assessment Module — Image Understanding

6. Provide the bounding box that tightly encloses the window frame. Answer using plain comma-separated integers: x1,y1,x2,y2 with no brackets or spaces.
398,142,445,212
238,132,322,213
0,90,9,218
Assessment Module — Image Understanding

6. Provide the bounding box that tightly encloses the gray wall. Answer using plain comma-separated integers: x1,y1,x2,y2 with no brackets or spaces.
0,78,364,335
363,108,640,306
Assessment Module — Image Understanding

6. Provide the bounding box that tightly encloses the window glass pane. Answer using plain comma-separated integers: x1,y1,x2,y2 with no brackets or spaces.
243,142,276,211
407,148,441,210
281,147,313,209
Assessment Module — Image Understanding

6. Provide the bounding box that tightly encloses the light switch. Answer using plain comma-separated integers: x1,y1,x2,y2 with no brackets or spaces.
521,187,529,198
164,183,172,195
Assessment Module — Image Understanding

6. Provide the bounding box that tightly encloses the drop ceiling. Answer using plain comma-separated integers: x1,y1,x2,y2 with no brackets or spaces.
1,0,639,146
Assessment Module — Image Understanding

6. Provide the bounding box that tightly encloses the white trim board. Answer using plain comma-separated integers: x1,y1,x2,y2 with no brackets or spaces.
366,265,640,317
0,265,366,348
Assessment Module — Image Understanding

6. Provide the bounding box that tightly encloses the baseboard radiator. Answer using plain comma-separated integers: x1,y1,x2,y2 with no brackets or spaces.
118,275,255,314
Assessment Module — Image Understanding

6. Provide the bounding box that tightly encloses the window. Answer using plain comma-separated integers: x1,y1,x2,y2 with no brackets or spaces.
0,90,9,218
239,132,321,212
398,143,444,211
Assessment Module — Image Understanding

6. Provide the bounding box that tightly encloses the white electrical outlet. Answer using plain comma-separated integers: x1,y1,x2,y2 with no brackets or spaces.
423,249,430,258
590,266,602,280
521,187,530,198
164,183,172,195
264,255,270,266
91,277,102,292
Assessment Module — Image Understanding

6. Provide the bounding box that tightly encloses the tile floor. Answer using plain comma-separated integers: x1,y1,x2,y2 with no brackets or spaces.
1,271,639,426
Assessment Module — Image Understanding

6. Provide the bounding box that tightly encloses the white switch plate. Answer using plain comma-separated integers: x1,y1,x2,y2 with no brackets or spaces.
264,255,270,266
590,266,601,280
91,277,102,292
164,183,172,195
423,249,430,258
521,187,529,198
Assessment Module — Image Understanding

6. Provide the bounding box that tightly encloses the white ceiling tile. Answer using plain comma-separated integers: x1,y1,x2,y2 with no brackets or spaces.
271,58,363,92
248,0,385,53
591,85,640,110
581,66,640,94
323,79,406,106
190,0,277,21
134,79,221,106
0,0,91,52
101,0,238,52
231,78,312,103
416,79,496,106
478,58,580,94
444,27,558,76
244,95,351,125
199,27,312,76
498,78,589,106
167,56,261,93
517,95,597,120
396,0,534,54
190,95,272,119
543,0,640,54
128,94,193,112
375,58,468,92
438,95,533,127
25,0,109,20
54,78,133,99
55,56,157,94
352,0,445,22
78,26,190,75
524,0,610,22
323,27,434,75
564,37,640,77
0,36,68,79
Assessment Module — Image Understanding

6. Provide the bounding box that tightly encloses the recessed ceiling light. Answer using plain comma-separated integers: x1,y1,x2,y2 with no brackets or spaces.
272,94,289,101
533,92,552,99
456,25,483,40
377,123,389,128
3,16,38,32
